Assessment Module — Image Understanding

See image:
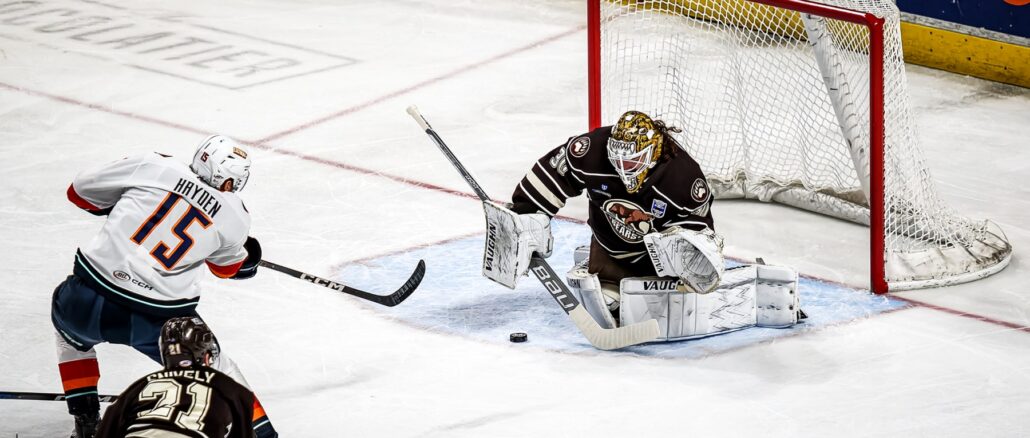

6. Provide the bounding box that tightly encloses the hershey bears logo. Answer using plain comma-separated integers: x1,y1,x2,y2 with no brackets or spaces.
602,199,654,243
568,136,590,158
691,178,709,203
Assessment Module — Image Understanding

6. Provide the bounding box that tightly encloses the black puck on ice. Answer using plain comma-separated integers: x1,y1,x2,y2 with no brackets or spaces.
509,332,528,343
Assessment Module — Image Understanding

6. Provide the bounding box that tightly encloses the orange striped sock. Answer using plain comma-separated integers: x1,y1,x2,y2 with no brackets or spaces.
59,358,100,394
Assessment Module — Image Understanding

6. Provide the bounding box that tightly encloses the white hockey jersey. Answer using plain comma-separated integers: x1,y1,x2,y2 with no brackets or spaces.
67,153,250,315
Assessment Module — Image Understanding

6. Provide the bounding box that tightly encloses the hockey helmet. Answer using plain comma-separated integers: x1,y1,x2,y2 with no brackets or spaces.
608,111,663,193
159,317,220,368
190,135,251,192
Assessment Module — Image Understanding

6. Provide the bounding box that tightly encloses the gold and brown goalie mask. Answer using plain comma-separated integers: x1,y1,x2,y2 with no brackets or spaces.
608,111,663,193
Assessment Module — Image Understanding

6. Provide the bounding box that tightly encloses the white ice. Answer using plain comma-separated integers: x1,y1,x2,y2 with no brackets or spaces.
1,0,1029,437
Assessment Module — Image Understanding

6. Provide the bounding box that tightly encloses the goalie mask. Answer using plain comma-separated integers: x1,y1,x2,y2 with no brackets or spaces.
608,111,663,193
190,135,251,192
159,317,219,368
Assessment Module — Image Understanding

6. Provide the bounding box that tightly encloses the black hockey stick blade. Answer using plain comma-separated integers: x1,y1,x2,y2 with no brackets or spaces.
407,105,660,349
259,259,426,307
0,391,118,403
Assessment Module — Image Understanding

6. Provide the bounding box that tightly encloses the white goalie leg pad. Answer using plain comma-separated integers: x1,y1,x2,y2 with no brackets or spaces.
481,201,553,289
566,259,617,329
643,227,725,293
620,264,801,341
755,264,801,327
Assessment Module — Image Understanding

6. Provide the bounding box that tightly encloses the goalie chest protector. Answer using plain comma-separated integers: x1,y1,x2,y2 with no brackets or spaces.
513,126,715,259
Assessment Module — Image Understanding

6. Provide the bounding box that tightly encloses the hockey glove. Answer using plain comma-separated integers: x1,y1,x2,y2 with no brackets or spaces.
481,201,553,289
231,236,262,280
643,227,725,293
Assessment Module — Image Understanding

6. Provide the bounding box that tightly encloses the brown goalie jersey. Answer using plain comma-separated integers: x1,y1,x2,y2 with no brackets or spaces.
510,124,714,282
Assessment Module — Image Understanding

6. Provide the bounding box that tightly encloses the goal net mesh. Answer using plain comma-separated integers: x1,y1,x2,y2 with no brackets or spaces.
597,0,1010,289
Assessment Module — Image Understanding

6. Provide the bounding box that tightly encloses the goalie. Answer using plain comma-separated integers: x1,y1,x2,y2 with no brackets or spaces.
482,111,805,341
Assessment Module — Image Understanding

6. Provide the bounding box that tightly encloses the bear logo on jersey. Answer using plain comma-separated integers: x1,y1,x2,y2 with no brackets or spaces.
569,136,590,158
691,178,710,203
602,199,654,243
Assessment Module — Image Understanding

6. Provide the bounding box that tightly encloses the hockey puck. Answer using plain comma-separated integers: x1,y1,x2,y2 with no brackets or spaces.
509,332,528,343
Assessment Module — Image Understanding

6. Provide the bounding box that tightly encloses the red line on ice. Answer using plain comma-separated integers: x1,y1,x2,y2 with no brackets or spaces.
255,25,586,144
2,25,1026,336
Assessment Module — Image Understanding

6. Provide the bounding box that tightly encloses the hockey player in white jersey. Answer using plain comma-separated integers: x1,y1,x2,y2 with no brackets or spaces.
51,135,278,438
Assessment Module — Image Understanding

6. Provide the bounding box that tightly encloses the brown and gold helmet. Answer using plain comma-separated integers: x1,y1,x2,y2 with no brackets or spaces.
607,111,663,193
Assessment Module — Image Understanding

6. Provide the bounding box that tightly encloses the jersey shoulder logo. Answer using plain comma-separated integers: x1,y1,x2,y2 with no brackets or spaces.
602,199,654,243
691,178,710,203
650,199,667,218
568,136,590,158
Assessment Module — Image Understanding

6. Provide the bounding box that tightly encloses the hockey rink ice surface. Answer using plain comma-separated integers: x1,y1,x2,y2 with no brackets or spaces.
1,1,1028,436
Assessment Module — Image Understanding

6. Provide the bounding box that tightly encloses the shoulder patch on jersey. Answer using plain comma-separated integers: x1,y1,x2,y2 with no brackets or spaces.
568,136,590,158
690,178,710,203
601,199,654,243
650,199,668,218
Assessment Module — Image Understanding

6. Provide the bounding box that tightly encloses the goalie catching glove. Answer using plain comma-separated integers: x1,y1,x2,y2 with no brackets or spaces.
481,201,553,289
643,227,725,293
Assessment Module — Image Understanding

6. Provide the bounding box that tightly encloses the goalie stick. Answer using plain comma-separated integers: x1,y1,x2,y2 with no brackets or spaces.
0,391,118,402
259,259,426,307
406,105,660,350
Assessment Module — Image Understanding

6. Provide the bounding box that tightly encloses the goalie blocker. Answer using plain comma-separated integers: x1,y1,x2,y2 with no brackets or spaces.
481,201,553,289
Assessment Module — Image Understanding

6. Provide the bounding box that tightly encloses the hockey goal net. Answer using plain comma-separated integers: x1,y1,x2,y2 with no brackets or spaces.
588,0,1011,293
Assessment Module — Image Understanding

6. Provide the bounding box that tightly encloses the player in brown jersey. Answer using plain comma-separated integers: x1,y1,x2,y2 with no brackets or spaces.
97,317,256,438
510,110,716,283
482,111,804,341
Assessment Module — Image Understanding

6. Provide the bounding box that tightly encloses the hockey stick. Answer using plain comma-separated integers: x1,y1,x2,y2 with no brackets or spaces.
0,391,118,403
259,259,426,307
406,105,660,350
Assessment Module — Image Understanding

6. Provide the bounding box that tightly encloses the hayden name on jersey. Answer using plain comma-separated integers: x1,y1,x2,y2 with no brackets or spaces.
512,126,714,264
96,366,255,438
67,152,251,316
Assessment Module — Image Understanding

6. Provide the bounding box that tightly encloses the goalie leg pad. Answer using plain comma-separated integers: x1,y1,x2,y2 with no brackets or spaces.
481,201,553,289
566,262,617,329
620,264,802,341
755,264,800,327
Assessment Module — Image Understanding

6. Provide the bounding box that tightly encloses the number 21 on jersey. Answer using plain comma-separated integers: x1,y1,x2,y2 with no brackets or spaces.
131,193,211,270
137,378,212,431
